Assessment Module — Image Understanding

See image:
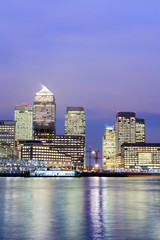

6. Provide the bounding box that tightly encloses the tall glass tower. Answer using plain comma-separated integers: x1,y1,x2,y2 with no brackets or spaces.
115,112,136,168
65,107,85,136
14,104,33,140
136,118,145,143
102,126,116,170
33,85,56,140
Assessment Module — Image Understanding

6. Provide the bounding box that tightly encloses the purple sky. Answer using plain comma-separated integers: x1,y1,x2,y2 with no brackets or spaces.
0,0,160,161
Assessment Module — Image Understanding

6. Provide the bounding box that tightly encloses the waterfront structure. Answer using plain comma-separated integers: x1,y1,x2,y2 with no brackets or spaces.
136,118,145,143
17,140,73,169
33,85,56,140
102,126,116,170
121,143,160,170
0,120,15,147
17,135,85,170
14,104,33,140
115,112,136,167
45,135,85,169
65,107,85,136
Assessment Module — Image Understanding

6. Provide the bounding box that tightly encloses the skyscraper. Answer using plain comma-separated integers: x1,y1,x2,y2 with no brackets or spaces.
33,85,56,140
136,118,145,143
115,112,136,167
65,107,85,136
102,126,116,170
14,104,33,140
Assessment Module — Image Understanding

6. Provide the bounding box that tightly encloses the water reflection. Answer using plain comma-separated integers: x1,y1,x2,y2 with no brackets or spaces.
0,178,160,239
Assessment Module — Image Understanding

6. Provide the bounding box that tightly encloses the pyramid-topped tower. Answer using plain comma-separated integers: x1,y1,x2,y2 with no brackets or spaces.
33,85,56,140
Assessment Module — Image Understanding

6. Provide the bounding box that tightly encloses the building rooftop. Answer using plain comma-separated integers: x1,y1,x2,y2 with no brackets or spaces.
136,118,145,123
122,143,160,147
67,107,84,112
36,85,53,96
116,112,135,119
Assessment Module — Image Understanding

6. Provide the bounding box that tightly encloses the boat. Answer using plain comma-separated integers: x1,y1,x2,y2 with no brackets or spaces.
29,169,80,177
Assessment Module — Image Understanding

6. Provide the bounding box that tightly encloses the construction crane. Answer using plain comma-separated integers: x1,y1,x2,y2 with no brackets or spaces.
86,146,92,171
94,150,100,172
86,147,101,172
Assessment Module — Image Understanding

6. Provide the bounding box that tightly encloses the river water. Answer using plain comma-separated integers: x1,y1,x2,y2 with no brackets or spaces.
0,177,160,240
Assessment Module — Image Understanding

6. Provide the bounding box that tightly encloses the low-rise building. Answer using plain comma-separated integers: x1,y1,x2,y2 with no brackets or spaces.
121,143,160,170
17,135,85,170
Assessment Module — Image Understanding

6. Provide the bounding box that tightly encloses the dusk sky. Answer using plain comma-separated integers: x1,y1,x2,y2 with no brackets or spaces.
0,1,160,160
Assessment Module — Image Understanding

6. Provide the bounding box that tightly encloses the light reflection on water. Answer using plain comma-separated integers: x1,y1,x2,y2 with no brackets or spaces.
0,177,160,240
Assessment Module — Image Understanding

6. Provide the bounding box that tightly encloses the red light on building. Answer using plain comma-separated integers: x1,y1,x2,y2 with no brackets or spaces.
22,103,29,106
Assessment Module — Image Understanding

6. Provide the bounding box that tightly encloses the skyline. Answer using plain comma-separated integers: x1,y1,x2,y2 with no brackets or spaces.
0,86,160,157
0,0,160,154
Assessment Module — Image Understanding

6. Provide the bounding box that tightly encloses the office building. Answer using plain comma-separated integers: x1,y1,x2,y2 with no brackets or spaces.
65,107,85,136
14,104,33,140
136,118,145,143
0,121,15,147
17,135,85,170
102,126,116,170
45,135,85,169
33,85,56,140
121,143,160,170
17,140,73,169
115,112,136,167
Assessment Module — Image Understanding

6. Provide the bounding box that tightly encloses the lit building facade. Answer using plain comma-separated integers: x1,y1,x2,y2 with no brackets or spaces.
17,135,85,170
14,105,33,140
0,121,15,147
33,85,56,140
121,143,160,170
115,112,136,168
44,135,85,169
65,107,85,136
17,140,73,169
136,118,145,143
102,126,116,170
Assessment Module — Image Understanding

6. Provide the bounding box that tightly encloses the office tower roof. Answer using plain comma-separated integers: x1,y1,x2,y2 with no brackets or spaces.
67,107,84,112
116,112,135,118
15,106,33,111
36,85,53,96
35,85,55,103
105,126,114,130
136,118,145,123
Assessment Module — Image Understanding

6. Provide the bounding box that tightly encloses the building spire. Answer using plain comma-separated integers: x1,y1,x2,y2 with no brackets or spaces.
39,84,52,94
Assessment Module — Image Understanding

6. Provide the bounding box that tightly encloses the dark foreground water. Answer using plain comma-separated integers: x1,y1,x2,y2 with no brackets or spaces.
0,177,160,240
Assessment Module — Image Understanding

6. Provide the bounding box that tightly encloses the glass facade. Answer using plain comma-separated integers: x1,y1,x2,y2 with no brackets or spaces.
65,107,85,136
121,143,160,169
115,112,136,168
33,85,56,139
0,121,15,147
14,105,33,140
136,118,145,143
115,112,145,168
18,135,85,170
102,126,116,170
